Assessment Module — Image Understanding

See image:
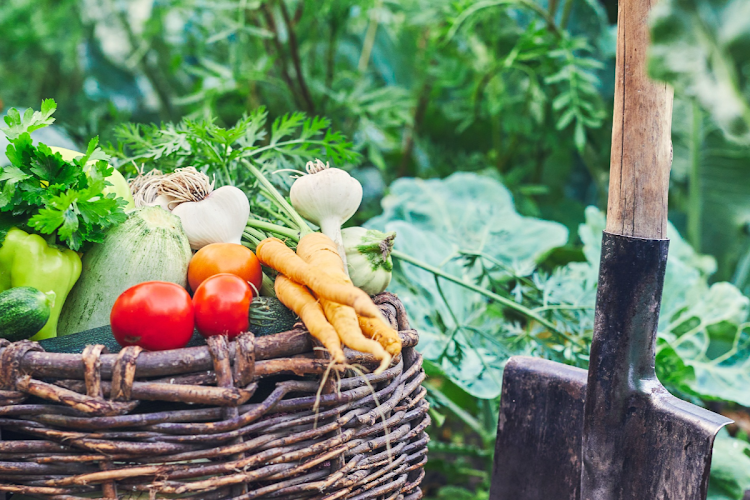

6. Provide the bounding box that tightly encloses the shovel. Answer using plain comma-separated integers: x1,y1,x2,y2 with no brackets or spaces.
488,0,732,497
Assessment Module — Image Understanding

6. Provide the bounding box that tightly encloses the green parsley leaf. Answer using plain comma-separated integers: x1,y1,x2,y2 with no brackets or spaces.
29,191,79,236
0,98,57,141
0,165,30,184
80,137,111,165
29,143,82,188
0,101,128,250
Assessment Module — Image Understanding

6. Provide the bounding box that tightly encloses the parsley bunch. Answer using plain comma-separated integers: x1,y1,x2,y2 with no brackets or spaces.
0,99,128,251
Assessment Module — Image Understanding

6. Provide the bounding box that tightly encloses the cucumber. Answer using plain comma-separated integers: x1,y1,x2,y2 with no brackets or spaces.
0,287,54,342
249,296,298,336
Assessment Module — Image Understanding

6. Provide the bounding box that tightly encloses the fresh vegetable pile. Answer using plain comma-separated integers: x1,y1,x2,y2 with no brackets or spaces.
0,101,402,373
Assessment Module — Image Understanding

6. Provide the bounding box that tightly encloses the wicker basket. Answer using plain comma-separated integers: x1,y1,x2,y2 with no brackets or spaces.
0,293,428,500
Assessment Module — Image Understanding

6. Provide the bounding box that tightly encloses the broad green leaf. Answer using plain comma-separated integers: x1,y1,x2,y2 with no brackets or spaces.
665,283,750,406
654,340,701,403
370,173,569,275
670,97,750,286
708,430,750,500
367,172,568,398
385,219,519,398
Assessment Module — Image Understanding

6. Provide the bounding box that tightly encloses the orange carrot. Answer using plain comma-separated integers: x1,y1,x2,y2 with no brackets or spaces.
274,274,345,363
256,238,381,319
295,232,347,274
320,298,391,374
359,316,402,357
297,233,402,357
296,232,395,372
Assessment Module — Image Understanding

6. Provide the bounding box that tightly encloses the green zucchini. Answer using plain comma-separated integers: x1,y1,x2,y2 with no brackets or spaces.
39,324,122,353
40,324,207,354
249,296,298,336
0,287,54,342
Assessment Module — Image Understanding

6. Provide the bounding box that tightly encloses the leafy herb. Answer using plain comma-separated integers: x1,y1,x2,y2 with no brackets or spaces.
0,100,128,251
1,98,57,140
109,108,361,191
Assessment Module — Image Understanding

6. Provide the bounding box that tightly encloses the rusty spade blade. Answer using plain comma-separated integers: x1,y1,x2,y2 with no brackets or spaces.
489,0,732,497
579,232,731,499
490,234,732,500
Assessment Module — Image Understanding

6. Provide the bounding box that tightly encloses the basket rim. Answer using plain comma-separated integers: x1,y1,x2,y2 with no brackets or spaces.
0,292,412,375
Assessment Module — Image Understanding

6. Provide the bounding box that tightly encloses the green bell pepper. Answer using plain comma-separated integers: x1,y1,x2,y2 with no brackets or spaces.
0,228,82,340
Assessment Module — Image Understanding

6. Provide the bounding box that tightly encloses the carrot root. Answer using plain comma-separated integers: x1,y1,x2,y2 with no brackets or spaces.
261,233,400,373
257,237,382,319
274,275,345,363
359,316,402,357
296,233,396,374
320,298,391,374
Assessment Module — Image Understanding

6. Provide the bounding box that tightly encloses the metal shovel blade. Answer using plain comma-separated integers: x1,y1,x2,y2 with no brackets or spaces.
489,233,732,500
579,233,732,500
489,356,587,500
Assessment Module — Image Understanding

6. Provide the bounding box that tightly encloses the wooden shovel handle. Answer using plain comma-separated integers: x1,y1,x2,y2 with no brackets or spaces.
605,0,673,240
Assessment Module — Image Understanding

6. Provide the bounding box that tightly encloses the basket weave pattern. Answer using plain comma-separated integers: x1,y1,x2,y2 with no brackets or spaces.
0,293,428,500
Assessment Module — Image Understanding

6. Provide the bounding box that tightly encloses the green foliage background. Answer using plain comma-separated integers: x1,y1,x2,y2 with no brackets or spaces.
3,0,750,497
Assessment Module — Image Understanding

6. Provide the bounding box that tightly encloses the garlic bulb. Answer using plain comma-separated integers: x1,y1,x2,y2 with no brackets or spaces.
172,185,250,250
290,159,363,271
151,193,178,211
129,168,165,208
129,167,247,250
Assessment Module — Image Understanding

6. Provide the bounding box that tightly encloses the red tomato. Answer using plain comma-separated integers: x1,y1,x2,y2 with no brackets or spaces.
193,273,253,339
110,281,194,351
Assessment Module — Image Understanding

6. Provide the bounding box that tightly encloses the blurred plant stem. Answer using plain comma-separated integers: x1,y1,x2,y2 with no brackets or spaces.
688,100,702,251
560,0,575,29
278,0,315,113
359,2,381,73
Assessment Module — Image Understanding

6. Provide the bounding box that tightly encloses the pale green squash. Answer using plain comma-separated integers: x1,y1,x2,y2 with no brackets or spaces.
58,207,192,336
